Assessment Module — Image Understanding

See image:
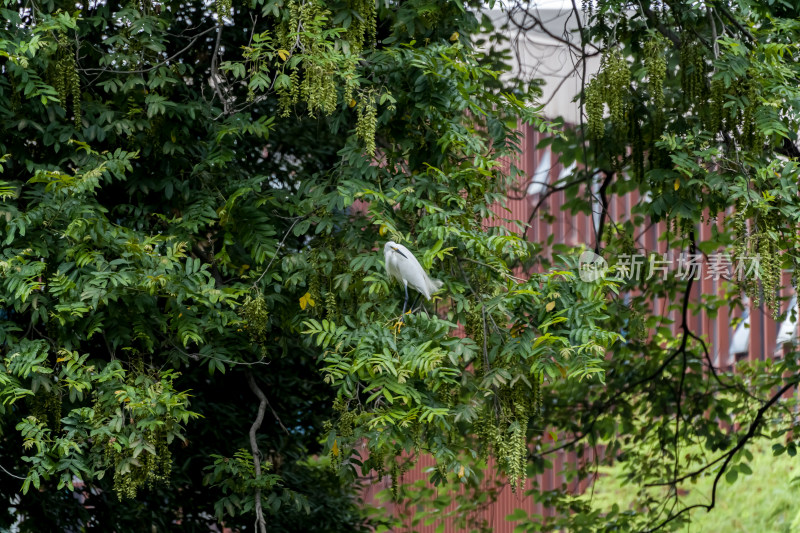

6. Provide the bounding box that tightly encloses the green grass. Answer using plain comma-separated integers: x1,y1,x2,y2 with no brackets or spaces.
587,444,800,532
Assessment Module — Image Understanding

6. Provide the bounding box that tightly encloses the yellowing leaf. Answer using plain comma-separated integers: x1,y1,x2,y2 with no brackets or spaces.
545,301,556,312
450,32,459,42
674,179,680,191
458,465,465,479
56,356,70,362
331,439,339,457
299,292,315,310
349,98,357,108
379,224,388,236
278,49,290,61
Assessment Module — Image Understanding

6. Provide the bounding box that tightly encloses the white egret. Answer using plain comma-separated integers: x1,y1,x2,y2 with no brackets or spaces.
383,241,443,317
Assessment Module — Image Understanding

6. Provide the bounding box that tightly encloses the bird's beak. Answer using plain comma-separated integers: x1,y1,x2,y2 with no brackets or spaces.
392,247,407,258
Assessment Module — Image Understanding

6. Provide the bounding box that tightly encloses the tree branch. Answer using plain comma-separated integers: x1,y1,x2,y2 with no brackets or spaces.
78,26,217,74
644,378,800,532
210,22,230,116
640,5,681,46
714,2,755,43
246,372,269,533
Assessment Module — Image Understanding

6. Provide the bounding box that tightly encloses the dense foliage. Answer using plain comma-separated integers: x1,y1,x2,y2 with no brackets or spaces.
491,0,800,531
0,0,624,530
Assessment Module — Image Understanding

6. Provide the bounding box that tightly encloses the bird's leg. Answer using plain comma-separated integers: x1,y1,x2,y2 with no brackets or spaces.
409,293,421,314
401,281,409,320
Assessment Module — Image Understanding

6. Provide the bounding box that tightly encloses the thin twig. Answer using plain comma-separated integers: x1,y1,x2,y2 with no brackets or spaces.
79,26,217,74
645,378,800,532
0,463,25,480
169,341,270,367
715,3,755,43
253,215,304,287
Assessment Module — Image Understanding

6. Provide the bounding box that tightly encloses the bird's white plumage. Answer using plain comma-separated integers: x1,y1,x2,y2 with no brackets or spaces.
383,241,443,300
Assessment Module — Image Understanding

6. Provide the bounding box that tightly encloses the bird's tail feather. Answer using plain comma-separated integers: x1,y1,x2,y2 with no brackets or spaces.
425,275,444,298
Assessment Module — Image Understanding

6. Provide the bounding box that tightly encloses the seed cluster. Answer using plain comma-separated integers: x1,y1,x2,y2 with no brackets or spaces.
103,430,172,500
708,79,724,133
680,40,706,103
474,380,543,493
644,35,667,123
215,0,232,17
738,77,765,151
732,205,782,319
585,50,630,140
272,0,377,154
356,92,378,156
29,389,62,434
50,31,82,127
237,294,269,343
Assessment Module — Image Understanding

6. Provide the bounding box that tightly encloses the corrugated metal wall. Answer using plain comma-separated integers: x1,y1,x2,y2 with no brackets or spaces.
362,122,795,531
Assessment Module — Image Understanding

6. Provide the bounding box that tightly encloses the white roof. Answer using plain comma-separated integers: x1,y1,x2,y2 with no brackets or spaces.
479,8,601,122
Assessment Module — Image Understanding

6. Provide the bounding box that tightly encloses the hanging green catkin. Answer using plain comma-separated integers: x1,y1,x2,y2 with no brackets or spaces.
740,77,758,150
644,36,666,116
631,115,644,181
762,235,781,319
585,72,606,140
215,0,232,17
345,0,376,53
679,39,692,99
510,399,529,493
356,92,377,156
325,291,340,323
532,373,543,423
238,294,269,342
691,44,706,100
605,51,630,135
475,408,495,462
708,79,724,133
465,303,484,375
390,463,400,501
52,31,82,127
585,51,630,140
680,40,707,104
